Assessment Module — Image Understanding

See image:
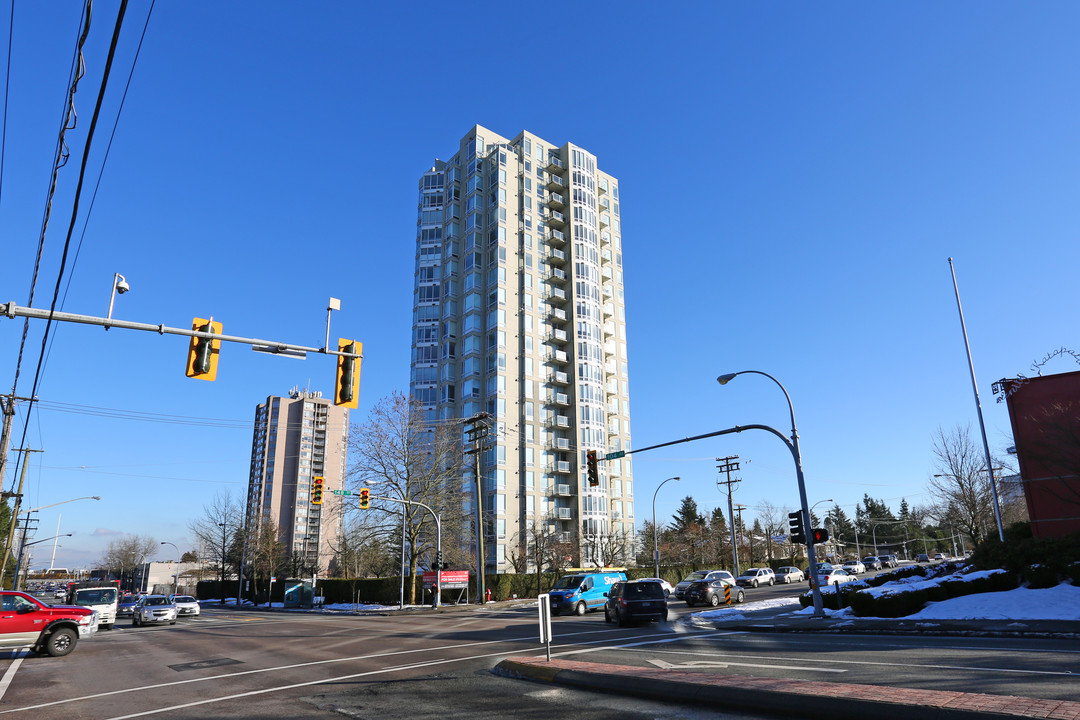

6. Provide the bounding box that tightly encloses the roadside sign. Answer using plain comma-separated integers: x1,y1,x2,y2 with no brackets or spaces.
331,490,352,496
604,451,626,460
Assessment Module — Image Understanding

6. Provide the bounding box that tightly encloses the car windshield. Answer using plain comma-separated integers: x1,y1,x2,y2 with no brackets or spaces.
552,576,584,590
739,569,762,577
73,588,117,605
625,583,665,599
681,571,708,583
144,597,171,606
174,596,196,603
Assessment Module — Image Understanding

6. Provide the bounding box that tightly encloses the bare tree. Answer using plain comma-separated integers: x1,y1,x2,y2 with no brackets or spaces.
927,425,1000,543
99,535,157,591
188,491,243,599
756,501,786,564
346,393,466,604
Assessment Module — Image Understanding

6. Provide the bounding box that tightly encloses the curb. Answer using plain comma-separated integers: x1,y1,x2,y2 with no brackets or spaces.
495,656,1080,720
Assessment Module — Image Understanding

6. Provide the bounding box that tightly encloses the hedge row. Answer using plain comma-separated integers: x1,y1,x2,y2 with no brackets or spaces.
797,564,1020,617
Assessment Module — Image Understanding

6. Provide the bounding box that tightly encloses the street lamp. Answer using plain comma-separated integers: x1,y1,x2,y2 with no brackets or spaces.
161,542,180,596
1,496,101,589
717,370,826,618
651,477,680,579
12,534,72,590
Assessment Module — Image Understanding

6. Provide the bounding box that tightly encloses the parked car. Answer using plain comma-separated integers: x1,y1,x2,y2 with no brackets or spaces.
818,567,856,586
684,578,745,606
933,553,946,561
674,570,735,600
0,590,98,656
170,595,200,617
878,554,898,568
132,595,177,626
603,580,668,627
636,578,674,597
735,568,775,588
916,554,931,563
842,560,866,575
776,566,805,584
862,556,882,571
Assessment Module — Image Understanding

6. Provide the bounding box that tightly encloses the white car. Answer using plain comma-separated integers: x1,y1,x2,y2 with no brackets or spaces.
776,566,805,584
674,570,735,599
842,560,866,575
170,595,200,617
636,578,674,597
132,595,176,626
818,567,857,585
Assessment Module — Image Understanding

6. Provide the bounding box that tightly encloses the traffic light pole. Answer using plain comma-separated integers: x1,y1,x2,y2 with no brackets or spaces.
606,421,826,618
371,495,441,608
0,303,360,361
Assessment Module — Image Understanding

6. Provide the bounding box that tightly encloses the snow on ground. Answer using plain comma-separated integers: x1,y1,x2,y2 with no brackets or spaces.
780,581,1079,621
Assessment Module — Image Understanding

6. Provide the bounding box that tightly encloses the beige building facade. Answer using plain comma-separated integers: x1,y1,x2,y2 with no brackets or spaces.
246,388,348,575
411,125,635,572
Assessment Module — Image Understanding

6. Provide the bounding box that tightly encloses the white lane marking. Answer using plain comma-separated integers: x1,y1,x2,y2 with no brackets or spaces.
0,651,26,701
646,658,846,674
626,647,1080,677
731,634,1080,656
0,625,721,715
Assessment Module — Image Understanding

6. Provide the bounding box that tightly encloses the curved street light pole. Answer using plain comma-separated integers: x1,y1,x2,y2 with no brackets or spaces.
161,541,180,596
12,534,72,590
718,370,825,618
651,477,680,579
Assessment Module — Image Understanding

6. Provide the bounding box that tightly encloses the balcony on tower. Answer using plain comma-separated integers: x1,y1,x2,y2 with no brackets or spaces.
544,248,567,265
546,173,566,192
548,267,568,284
556,483,571,497
547,228,566,246
548,210,567,228
546,155,565,173
557,508,573,520
546,192,566,211
545,349,569,365
547,306,568,323
549,460,572,474
548,370,570,385
599,213,610,229
545,286,568,304
546,328,569,346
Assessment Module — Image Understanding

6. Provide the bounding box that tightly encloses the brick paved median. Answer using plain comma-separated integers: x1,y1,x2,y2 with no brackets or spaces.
495,656,1080,719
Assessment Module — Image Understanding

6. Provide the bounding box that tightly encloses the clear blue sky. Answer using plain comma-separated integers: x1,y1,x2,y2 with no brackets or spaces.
2,2,1077,570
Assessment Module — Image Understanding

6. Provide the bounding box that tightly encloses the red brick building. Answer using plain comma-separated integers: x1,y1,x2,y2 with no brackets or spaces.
998,371,1080,538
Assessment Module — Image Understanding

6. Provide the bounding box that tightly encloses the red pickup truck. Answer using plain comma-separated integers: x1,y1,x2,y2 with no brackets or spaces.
0,590,99,656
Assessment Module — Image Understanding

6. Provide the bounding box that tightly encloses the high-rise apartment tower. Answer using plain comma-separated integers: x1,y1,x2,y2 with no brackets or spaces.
410,125,634,572
247,388,349,576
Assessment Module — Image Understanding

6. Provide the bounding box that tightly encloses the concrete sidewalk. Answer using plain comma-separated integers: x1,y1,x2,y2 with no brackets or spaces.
495,655,1080,720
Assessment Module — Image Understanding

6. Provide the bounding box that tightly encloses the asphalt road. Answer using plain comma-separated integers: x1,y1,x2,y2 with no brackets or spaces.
2,591,1076,719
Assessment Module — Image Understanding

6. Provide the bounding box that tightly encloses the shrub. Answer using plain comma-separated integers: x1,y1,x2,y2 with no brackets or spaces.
1023,564,1060,589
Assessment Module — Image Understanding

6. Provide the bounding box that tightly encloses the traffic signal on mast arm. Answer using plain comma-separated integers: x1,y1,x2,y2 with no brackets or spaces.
311,476,324,505
335,339,362,408
185,318,222,380
586,450,599,487
788,510,807,545
358,488,370,509
811,527,830,544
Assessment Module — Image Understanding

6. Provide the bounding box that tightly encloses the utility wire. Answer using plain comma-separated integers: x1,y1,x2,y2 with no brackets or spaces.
0,0,14,209
10,0,128,496
9,0,91,401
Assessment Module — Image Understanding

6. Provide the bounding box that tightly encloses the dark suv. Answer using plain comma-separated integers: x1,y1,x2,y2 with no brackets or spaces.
684,579,745,607
603,580,668,626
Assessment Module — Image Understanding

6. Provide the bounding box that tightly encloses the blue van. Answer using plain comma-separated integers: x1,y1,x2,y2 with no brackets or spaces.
548,570,627,615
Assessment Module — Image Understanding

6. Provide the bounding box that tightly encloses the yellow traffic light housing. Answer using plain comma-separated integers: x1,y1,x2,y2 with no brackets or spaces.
185,318,222,381
311,476,324,505
359,488,370,509
335,339,361,408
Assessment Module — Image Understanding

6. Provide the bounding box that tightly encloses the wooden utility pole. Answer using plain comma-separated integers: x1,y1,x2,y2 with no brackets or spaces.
715,456,741,575
0,448,44,588
464,413,490,604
